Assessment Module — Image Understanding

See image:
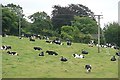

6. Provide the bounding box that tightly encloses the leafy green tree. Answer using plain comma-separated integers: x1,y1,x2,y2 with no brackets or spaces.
5,3,23,18
72,16,98,34
51,4,95,32
21,18,32,34
28,11,53,35
2,3,29,36
103,22,120,46
61,26,75,40
2,7,18,35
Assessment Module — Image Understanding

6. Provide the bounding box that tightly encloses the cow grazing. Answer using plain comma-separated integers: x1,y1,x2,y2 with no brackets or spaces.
39,52,44,56
111,56,116,61
60,56,68,62
85,64,92,73
7,51,18,55
116,52,120,56
46,50,58,55
34,47,42,50
82,50,88,54
73,54,84,58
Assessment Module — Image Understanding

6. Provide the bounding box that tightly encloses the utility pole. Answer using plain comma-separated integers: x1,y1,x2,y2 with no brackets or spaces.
19,15,21,38
94,15,103,53
18,8,22,38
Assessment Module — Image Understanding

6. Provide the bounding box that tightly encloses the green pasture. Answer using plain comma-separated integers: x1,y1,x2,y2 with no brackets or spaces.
1,36,119,78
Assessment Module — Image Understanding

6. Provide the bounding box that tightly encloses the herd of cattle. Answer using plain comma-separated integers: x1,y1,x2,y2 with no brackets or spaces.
1,44,92,72
1,34,120,73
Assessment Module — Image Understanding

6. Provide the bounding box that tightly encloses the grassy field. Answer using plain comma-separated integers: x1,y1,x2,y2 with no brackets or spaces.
1,36,119,78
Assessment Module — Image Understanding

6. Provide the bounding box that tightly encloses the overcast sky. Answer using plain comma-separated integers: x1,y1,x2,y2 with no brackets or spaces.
1,0,120,28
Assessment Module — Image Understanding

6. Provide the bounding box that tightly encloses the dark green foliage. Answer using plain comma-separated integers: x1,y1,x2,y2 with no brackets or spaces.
2,7,18,35
60,26,92,43
51,4,95,32
28,11,53,35
104,22,120,47
2,3,28,36
72,16,98,34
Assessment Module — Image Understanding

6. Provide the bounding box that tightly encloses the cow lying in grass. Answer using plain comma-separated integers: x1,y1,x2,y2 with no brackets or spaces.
60,56,68,62
52,40,62,45
39,52,44,56
29,37,35,41
46,40,52,44
111,56,116,61
46,50,58,55
73,54,84,58
82,49,88,54
116,52,120,56
7,51,18,55
1,45,11,50
85,64,92,73
33,47,42,50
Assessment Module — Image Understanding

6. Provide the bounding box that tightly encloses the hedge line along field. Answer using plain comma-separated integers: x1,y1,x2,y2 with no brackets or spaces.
2,36,119,78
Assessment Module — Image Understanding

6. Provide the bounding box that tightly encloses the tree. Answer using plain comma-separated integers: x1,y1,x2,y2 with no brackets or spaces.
21,18,32,34
5,3,23,18
72,16,98,34
60,25,92,43
2,7,18,35
61,26,75,40
28,11,53,35
51,4,95,32
2,3,28,36
103,22,120,47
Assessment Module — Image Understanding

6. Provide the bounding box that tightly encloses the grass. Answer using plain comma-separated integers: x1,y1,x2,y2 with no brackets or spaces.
1,36,119,78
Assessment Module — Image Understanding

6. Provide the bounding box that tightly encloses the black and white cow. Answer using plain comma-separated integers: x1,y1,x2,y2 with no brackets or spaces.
33,47,42,50
43,35,49,40
52,38,63,45
46,40,52,44
82,50,88,54
60,56,68,62
33,34,41,39
29,37,35,41
113,46,119,50
67,40,72,46
88,40,94,47
85,64,92,73
24,33,32,38
52,40,61,45
116,52,120,56
1,45,11,50
73,54,84,58
39,52,44,56
7,51,18,55
111,56,116,61
46,50,58,55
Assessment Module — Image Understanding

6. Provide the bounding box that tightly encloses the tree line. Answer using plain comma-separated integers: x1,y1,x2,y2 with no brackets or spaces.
2,3,120,47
